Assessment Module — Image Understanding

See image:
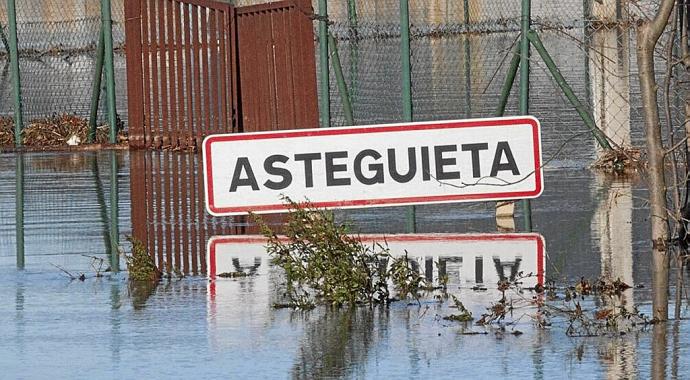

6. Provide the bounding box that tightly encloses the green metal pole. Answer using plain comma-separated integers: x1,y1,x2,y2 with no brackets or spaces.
89,27,105,144
109,151,120,272
86,26,105,144
7,0,23,147
101,0,118,144
400,0,413,121
463,0,471,118
347,0,358,117
328,33,354,126
16,154,24,269
496,43,521,116
519,0,533,232
582,0,593,111
318,0,330,128
400,0,415,233
528,30,612,150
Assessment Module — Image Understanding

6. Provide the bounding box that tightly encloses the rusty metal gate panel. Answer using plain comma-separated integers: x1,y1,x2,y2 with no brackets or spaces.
235,0,318,132
126,0,237,149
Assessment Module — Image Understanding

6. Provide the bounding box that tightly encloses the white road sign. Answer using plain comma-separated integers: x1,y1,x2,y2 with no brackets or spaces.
203,117,543,216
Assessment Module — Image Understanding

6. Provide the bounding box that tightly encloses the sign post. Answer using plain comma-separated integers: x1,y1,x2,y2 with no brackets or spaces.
203,117,542,216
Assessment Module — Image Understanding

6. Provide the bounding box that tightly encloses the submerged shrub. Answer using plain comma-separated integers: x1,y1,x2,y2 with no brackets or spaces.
124,236,161,282
253,197,427,307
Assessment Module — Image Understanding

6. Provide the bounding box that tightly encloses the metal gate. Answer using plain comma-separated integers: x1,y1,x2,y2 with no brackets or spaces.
126,0,237,149
126,0,317,270
235,0,318,132
125,0,318,148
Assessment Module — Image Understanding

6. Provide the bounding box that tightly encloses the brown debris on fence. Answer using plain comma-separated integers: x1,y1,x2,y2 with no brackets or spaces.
591,146,643,174
0,114,127,147
0,117,13,145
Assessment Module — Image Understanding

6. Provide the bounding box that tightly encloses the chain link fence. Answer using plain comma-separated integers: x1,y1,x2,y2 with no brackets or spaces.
1,0,689,164
0,0,127,125
316,0,675,163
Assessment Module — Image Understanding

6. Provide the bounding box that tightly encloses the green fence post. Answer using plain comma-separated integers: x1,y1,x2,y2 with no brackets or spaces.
109,151,120,272
328,33,354,126
463,0,471,118
496,43,521,116
347,0,358,115
519,0,533,232
101,0,118,144
528,30,612,150
400,0,416,233
89,27,105,144
16,154,24,269
400,0,413,122
7,0,23,147
318,0,330,128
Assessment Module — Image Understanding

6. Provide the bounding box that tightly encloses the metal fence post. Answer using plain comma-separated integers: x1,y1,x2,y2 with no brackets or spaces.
528,31,612,150
318,0,330,128
347,0,358,116
89,27,105,143
401,0,413,121
16,154,24,269
7,0,23,147
328,33,354,125
101,0,118,144
400,0,416,233
463,0,471,118
519,0,533,232
496,43,521,116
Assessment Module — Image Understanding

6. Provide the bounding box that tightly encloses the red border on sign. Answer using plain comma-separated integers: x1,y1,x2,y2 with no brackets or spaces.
203,117,542,216
207,233,546,301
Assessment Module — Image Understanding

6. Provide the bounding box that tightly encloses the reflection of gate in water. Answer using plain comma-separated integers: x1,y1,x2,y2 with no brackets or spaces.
130,151,285,274
125,0,318,149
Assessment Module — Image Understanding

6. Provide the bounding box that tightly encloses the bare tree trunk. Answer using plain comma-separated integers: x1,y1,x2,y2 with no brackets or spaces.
636,0,675,321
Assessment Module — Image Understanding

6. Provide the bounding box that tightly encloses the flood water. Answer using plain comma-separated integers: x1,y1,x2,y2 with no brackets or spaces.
2,1,690,377
1,150,689,378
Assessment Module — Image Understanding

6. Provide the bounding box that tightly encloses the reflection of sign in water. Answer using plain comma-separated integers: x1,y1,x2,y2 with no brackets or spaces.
207,234,545,300
202,117,543,216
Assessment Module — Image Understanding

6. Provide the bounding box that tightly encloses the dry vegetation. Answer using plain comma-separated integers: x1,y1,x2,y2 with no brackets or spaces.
0,114,126,147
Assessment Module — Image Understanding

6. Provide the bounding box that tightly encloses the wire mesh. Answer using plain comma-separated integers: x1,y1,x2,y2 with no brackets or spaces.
0,0,127,125
0,0,688,166
315,0,687,164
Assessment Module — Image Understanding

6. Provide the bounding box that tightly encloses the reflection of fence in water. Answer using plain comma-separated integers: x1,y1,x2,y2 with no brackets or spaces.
129,150,284,275
0,152,128,268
